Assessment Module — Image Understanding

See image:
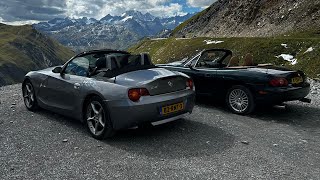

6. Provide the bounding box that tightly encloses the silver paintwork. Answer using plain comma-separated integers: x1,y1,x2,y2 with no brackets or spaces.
23,66,195,130
151,113,188,126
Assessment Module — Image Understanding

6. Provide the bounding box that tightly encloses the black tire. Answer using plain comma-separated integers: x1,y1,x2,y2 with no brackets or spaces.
226,85,255,115
22,80,39,111
84,96,115,139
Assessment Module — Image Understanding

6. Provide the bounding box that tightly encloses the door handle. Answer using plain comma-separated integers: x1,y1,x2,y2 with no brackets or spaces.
74,83,81,89
205,73,211,77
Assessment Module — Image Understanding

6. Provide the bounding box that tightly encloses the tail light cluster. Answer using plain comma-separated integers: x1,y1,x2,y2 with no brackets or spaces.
128,88,150,102
186,79,194,90
269,78,288,87
128,78,194,102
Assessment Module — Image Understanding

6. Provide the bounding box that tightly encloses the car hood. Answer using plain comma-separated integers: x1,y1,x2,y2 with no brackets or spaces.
35,66,58,73
115,67,187,87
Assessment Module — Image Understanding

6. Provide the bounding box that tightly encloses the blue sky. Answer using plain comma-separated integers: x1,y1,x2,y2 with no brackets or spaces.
0,0,215,25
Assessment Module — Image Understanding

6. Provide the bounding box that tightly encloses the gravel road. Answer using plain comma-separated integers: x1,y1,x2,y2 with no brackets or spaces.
1,82,320,180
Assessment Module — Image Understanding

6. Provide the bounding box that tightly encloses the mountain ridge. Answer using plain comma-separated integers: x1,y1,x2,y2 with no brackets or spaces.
33,11,194,52
0,24,74,86
172,0,320,37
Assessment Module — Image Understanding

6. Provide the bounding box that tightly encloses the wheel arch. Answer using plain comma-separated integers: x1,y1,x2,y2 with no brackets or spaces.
81,92,108,123
22,77,31,86
222,79,256,97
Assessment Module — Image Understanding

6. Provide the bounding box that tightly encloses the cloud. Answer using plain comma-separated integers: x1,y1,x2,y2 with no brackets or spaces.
98,1,184,19
66,0,184,19
0,0,188,24
0,0,66,22
187,0,215,8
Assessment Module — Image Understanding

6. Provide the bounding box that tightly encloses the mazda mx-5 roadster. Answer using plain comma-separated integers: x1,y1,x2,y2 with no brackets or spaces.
22,49,195,139
158,49,310,115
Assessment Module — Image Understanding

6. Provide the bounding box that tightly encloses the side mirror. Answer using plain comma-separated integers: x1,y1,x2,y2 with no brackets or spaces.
52,66,62,73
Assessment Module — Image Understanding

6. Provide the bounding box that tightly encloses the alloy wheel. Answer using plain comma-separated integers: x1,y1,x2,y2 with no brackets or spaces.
228,89,249,113
23,83,35,109
86,101,106,136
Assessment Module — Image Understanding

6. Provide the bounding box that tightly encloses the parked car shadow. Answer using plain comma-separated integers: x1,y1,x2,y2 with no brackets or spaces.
33,105,235,159
36,109,87,133
195,96,231,113
105,119,235,159
196,96,320,130
251,103,320,129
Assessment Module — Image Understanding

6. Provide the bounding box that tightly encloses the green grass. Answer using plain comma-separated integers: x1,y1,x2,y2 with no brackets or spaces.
0,23,74,85
128,36,320,78
0,24,73,65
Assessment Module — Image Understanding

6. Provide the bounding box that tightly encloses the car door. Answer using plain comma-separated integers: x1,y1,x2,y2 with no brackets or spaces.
188,50,230,95
44,56,90,113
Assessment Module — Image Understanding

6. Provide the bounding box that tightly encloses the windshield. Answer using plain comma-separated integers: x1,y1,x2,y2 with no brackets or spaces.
182,52,202,66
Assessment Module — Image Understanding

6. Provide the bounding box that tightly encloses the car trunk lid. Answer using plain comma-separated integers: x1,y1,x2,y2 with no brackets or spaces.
257,66,307,87
115,68,188,95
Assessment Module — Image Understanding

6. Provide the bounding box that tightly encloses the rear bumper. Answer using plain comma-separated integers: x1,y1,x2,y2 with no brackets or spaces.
255,83,310,104
104,89,195,130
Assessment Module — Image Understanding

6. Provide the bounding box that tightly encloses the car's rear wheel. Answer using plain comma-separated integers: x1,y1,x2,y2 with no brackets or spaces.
22,81,39,111
85,96,114,139
226,85,255,115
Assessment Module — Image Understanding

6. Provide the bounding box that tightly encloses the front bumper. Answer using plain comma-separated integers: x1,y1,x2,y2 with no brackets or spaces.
104,89,195,130
255,83,310,104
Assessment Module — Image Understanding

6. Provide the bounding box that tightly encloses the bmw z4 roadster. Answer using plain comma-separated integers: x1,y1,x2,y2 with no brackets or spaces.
22,49,195,139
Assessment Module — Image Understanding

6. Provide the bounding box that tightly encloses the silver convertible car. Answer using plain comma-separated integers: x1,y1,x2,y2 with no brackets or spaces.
22,49,195,139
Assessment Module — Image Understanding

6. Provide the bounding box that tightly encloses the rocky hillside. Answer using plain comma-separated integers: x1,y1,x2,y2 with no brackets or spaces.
33,11,194,52
0,24,74,86
172,0,320,37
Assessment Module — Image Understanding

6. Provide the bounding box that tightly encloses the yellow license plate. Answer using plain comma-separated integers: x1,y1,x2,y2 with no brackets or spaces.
161,102,184,116
292,77,303,84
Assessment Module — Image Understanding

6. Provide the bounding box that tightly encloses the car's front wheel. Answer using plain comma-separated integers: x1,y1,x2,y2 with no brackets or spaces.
226,85,255,115
84,96,115,139
22,80,39,111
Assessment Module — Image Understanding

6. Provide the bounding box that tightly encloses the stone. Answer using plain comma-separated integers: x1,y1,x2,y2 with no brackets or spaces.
301,140,308,143
241,141,250,145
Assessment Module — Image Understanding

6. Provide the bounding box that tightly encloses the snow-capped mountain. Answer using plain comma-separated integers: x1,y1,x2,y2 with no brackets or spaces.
33,11,194,52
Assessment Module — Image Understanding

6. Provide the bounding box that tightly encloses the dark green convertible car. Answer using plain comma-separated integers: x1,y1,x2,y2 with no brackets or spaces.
158,49,311,115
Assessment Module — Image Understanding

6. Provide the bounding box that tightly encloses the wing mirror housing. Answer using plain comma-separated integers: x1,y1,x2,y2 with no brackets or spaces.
52,66,62,73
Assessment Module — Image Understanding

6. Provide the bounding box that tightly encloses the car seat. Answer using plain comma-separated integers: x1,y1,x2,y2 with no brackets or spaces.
227,56,239,67
106,55,119,70
95,56,107,70
243,53,254,66
140,53,152,65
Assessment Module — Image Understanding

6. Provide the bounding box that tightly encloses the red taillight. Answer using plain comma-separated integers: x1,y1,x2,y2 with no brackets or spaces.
128,88,150,102
269,78,288,87
186,79,194,89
